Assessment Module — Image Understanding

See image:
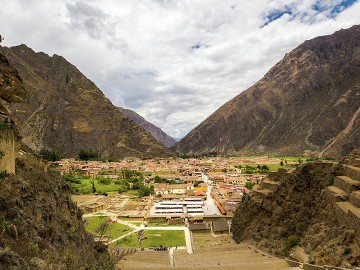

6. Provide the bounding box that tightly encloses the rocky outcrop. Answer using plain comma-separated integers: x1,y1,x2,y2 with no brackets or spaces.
231,161,360,267
174,25,360,158
118,107,176,148
3,44,170,159
0,49,115,269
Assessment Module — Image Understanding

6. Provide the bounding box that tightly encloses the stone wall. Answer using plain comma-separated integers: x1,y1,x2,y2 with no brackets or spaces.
0,128,15,174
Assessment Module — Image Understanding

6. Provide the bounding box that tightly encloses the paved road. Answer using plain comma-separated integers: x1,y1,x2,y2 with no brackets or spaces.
202,174,221,215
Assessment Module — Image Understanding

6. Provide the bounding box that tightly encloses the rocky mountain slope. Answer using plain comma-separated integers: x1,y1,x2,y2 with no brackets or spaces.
231,161,360,268
0,50,114,269
174,25,360,158
2,44,170,159
118,107,176,148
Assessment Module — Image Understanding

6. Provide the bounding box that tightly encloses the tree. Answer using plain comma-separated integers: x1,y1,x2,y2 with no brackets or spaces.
91,180,97,193
40,148,60,161
118,184,127,194
138,186,151,197
78,149,100,161
261,165,269,172
154,175,162,183
98,177,111,185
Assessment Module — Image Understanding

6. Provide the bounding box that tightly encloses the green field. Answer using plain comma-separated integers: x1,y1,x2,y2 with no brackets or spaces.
128,221,143,227
113,230,185,248
84,216,133,238
147,221,184,227
235,163,294,173
70,178,125,194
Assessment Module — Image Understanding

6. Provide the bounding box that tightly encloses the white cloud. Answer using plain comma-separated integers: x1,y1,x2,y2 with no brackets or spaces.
1,0,360,138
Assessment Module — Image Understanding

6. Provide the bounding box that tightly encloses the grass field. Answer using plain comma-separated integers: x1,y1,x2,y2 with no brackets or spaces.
128,221,143,226
113,230,185,248
147,221,184,227
236,163,293,172
84,216,133,238
71,178,123,194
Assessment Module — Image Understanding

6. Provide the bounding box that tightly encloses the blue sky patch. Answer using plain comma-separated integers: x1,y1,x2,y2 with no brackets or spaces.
312,0,357,18
262,6,293,27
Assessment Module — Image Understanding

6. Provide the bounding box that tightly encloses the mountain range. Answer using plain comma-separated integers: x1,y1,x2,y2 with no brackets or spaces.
174,25,360,158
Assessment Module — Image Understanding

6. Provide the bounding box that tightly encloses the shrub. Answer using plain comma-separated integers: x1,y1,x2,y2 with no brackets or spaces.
286,235,300,249
245,182,255,190
0,122,10,130
118,185,127,194
0,170,10,180
344,247,352,255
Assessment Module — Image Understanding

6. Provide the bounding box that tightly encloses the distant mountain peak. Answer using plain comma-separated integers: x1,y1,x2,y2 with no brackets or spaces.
118,107,176,148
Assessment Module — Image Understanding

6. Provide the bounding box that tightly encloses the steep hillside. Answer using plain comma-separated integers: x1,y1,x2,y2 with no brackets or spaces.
118,107,176,148
0,50,114,269
174,25,360,157
3,44,170,159
231,161,360,267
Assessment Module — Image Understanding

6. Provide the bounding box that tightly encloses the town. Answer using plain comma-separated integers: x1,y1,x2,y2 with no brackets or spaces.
49,156,302,249
55,156,299,217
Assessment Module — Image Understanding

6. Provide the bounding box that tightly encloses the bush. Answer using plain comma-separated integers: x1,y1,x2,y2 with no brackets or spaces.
344,247,352,255
286,235,300,249
0,170,10,180
118,185,127,194
0,122,10,130
245,182,255,190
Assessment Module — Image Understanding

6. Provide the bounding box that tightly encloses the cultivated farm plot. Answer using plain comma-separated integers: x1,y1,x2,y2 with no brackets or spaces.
84,216,132,238
113,230,185,248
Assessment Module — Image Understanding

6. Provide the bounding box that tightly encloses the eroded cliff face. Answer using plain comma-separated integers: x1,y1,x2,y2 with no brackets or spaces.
0,50,114,270
3,44,170,159
231,161,360,267
175,25,360,158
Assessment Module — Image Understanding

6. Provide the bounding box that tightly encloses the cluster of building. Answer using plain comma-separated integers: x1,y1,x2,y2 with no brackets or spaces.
58,156,284,217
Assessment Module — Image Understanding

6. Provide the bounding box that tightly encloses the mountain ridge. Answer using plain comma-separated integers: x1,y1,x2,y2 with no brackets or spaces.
0,49,114,270
118,107,176,148
3,44,171,159
174,25,360,157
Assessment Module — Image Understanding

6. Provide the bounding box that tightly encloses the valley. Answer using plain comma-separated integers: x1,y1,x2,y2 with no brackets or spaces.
47,155,360,269
0,8,359,269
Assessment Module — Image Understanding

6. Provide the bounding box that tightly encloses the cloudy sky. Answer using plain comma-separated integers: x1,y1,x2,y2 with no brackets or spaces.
1,0,360,139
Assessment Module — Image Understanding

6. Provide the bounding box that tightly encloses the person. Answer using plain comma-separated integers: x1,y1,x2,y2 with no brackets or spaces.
0,35,3,43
